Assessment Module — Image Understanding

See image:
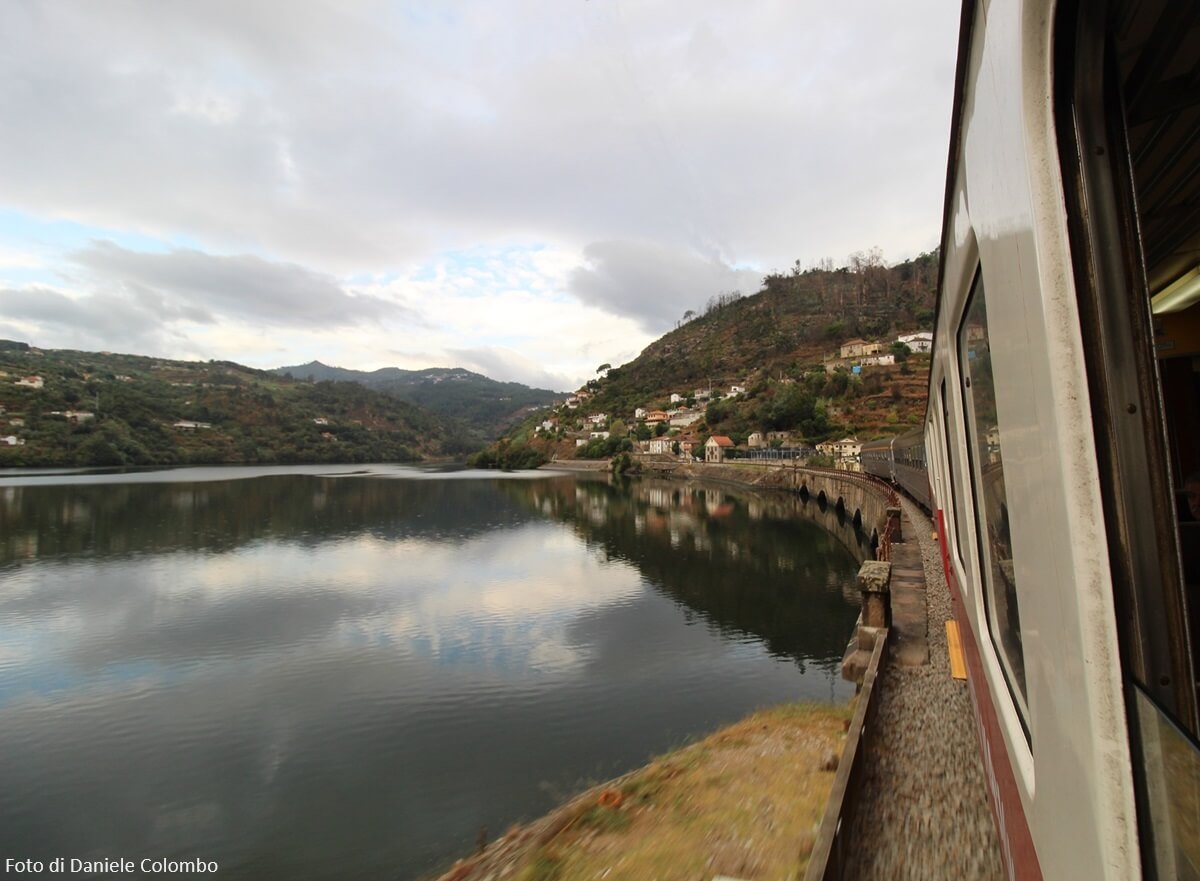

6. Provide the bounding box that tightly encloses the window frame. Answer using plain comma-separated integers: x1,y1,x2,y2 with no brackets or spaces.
957,269,1032,740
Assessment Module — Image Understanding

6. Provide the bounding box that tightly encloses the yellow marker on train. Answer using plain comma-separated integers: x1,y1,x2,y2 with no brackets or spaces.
945,620,967,681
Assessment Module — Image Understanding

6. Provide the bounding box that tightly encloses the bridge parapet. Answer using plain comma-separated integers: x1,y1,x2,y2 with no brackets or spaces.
788,467,900,560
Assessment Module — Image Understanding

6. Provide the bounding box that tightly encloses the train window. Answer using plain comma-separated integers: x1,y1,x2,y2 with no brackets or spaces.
1129,684,1200,879
1057,0,1199,720
940,377,966,566
1057,0,1200,872
958,274,1028,723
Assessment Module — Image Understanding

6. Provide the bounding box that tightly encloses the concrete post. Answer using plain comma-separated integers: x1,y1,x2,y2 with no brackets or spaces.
886,506,903,543
841,560,892,684
858,560,892,628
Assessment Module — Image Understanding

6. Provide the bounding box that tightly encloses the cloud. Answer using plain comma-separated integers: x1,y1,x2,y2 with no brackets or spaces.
68,241,418,328
568,240,763,334
0,285,185,352
0,1,957,272
445,346,572,393
0,0,959,379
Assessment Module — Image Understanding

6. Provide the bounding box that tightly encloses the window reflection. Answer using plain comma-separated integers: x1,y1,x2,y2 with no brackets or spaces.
1133,685,1200,880
959,276,1028,720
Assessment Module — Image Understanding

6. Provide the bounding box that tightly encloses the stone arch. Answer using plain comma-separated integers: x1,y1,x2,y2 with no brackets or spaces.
799,483,810,502
817,489,828,511
853,508,863,531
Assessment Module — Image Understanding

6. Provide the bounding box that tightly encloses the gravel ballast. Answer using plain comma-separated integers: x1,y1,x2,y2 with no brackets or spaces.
843,498,1005,881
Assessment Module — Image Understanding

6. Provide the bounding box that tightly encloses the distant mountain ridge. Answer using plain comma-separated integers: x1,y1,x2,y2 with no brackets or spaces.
273,361,563,443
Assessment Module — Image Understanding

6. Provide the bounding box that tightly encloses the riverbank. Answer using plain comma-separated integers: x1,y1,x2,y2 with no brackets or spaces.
540,456,811,487
538,458,612,472
432,701,851,881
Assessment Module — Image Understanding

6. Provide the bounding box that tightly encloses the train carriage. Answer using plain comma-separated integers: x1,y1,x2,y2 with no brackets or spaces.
861,428,932,511
921,0,1200,878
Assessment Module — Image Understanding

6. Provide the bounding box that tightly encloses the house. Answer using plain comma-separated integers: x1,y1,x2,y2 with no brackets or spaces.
1,435,25,446
587,413,608,426
649,437,673,455
644,410,669,425
705,435,734,463
818,437,862,460
670,393,684,404
320,431,337,441
986,425,1002,464
728,385,746,397
565,397,580,410
693,388,712,401
838,339,882,359
14,375,44,389
634,407,647,420
313,417,330,426
8,417,24,427
861,354,896,366
897,331,934,353
679,439,698,459
835,437,861,459
62,410,94,424
575,438,587,447
747,432,765,448
540,419,557,432
172,420,213,431
589,431,610,440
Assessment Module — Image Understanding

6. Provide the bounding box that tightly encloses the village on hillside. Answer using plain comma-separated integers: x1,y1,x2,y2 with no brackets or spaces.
1,355,260,452
530,331,932,471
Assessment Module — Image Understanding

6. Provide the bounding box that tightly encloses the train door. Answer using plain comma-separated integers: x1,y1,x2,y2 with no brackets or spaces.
1056,0,1200,875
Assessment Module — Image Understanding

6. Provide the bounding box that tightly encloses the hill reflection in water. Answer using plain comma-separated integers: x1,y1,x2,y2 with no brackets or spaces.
0,467,859,881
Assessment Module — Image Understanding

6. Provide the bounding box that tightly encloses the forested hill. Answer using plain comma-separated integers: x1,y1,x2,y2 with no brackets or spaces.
272,361,562,444
598,250,937,411
0,344,462,468
481,250,938,467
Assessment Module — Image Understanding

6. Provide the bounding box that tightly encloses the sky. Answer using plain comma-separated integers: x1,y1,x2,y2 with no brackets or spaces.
0,1,960,392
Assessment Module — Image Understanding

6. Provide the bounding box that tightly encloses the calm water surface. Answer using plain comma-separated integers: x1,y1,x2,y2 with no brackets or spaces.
0,465,860,879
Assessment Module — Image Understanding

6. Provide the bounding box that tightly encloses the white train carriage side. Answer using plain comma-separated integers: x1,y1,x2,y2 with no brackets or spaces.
925,0,1200,879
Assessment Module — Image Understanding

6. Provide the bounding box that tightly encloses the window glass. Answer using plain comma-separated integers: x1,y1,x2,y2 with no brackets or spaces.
1131,685,1200,880
941,378,968,570
959,275,1028,722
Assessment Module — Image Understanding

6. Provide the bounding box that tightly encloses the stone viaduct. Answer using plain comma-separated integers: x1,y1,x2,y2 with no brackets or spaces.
638,458,901,559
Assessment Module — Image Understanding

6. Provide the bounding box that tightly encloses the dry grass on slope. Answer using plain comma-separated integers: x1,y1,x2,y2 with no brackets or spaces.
435,701,851,881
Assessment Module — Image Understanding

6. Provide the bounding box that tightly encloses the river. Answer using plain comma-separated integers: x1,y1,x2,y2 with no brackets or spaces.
0,464,861,880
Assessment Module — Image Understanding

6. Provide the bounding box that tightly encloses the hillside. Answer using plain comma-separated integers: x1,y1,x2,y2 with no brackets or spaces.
273,361,562,444
0,344,463,468
480,251,938,467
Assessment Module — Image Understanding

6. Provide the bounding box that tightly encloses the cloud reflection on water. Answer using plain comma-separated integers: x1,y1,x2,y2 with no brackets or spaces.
0,471,860,880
